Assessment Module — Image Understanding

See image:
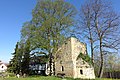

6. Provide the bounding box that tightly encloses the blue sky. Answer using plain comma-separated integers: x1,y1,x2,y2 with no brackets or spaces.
0,0,36,63
0,0,119,63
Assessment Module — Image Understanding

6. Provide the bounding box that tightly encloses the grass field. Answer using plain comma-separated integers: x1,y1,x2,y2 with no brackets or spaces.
0,76,119,80
0,76,61,80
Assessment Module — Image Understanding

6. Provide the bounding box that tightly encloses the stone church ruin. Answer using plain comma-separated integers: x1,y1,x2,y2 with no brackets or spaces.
55,37,95,79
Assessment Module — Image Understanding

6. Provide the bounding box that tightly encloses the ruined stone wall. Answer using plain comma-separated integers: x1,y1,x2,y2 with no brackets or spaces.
70,37,88,78
71,37,87,61
55,38,74,77
55,37,95,79
76,67,95,79
55,37,87,77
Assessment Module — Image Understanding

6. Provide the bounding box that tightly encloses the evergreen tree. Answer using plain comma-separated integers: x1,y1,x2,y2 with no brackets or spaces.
8,42,23,74
21,39,31,75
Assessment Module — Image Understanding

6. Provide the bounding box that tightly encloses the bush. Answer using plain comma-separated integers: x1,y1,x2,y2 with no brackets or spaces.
8,73,15,77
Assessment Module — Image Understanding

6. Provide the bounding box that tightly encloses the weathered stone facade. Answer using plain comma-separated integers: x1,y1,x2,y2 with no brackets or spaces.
55,37,95,79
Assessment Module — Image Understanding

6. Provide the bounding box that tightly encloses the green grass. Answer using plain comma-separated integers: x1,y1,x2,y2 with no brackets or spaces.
0,76,61,80
0,76,120,80
95,78,119,80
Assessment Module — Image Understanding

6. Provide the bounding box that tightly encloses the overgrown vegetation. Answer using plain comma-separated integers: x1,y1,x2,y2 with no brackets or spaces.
77,52,92,65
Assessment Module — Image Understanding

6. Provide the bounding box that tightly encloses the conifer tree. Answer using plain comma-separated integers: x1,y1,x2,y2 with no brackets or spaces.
8,42,22,74
21,39,31,75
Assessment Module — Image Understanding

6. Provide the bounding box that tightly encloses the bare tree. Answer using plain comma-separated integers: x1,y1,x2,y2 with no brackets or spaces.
104,53,118,78
77,0,120,78
76,0,98,66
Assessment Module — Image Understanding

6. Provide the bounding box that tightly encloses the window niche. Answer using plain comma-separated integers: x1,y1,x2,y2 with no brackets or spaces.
61,66,64,71
80,69,83,75
1,66,4,68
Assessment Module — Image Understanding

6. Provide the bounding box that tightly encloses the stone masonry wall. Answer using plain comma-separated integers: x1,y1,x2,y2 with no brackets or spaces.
55,38,74,77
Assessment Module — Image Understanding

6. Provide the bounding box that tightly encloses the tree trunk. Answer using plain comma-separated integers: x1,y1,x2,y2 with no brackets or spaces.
98,38,104,78
91,40,94,66
49,52,52,76
53,61,55,75
109,72,112,78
